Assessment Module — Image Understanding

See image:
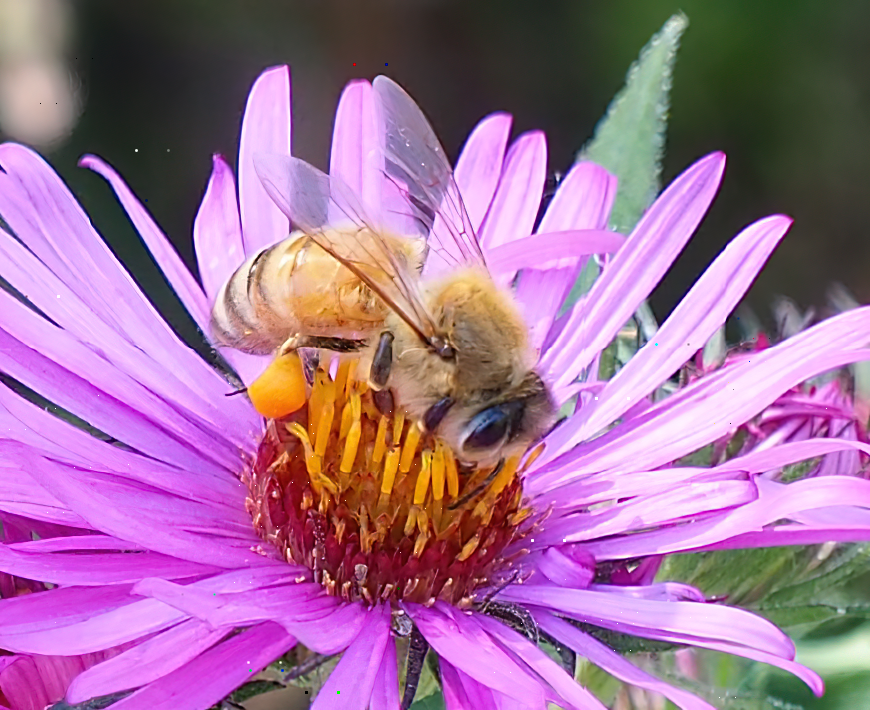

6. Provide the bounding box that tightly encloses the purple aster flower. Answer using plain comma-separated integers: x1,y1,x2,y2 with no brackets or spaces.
2,65,870,710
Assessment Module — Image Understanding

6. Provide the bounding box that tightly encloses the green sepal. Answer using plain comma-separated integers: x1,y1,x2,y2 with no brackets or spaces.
579,12,688,235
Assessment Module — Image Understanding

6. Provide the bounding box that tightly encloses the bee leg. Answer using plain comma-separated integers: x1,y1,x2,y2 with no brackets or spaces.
400,625,429,710
372,388,395,416
279,335,367,355
423,396,454,433
448,458,505,510
369,331,394,389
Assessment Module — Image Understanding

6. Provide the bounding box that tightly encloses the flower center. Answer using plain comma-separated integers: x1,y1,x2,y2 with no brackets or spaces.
245,359,537,606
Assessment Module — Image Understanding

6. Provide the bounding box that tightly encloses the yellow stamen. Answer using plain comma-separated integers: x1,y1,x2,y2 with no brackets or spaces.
344,359,358,397
490,455,520,497
457,530,481,561
521,442,545,473
307,368,330,438
340,421,361,473
404,506,417,536
286,422,322,487
334,359,352,397
339,400,353,440
400,423,422,473
444,447,459,498
431,443,445,501
508,507,533,526
380,447,400,496
415,506,429,534
314,401,334,457
413,450,433,505
392,411,405,445
373,415,388,464
247,352,306,419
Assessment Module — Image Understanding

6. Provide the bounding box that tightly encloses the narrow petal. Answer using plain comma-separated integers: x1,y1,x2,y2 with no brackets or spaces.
532,480,756,548
79,154,211,332
0,145,257,441
476,614,608,710
537,308,870,483
498,585,794,658
538,161,617,233
586,475,870,560
540,152,727,394
442,660,500,709
312,605,390,710
406,602,546,706
193,154,245,304
572,215,792,439
0,544,220,587
486,229,625,280
66,619,231,703
329,80,382,217
454,113,513,233
1,652,119,710
192,154,267,386
106,622,295,710
534,611,719,710
369,632,399,710
238,66,292,255
479,131,547,250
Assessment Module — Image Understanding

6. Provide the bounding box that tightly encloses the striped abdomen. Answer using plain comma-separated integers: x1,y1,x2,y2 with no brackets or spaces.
211,232,386,355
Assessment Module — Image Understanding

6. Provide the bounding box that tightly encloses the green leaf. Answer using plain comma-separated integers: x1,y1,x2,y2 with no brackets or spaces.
580,12,688,235
410,692,446,710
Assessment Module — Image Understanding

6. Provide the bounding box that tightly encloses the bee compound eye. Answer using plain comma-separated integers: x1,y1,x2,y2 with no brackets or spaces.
463,401,524,451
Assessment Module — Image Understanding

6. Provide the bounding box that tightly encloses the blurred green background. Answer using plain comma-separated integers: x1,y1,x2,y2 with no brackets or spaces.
3,0,870,326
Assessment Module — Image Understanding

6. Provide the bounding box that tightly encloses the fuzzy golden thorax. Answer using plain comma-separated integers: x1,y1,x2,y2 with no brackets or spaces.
383,269,554,464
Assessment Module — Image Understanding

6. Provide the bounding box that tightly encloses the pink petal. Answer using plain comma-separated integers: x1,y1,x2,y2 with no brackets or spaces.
498,584,793,658
78,154,210,332
533,547,594,588
441,661,498,710
537,308,870,486
540,152,727,394
532,479,756,548
18,450,264,568
1,651,119,710
479,131,548,250
238,66,292,256
0,214,260,457
538,161,617,233
193,154,245,304
486,229,625,280
105,622,295,710
571,214,792,440
329,80,382,218
312,605,390,710
476,614,608,710
406,602,546,706
0,145,256,439
534,611,720,710
586,475,870,560
454,113,513,233
0,543,220,587
66,619,230,703
192,154,267,385
369,633,399,710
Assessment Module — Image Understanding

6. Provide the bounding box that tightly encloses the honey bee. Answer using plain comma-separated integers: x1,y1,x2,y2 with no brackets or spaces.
212,77,555,466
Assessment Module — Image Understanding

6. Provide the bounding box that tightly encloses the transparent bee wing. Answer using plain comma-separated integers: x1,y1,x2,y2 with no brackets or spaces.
254,152,444,348
372,76,488,271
